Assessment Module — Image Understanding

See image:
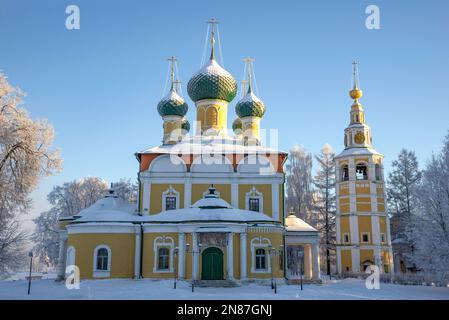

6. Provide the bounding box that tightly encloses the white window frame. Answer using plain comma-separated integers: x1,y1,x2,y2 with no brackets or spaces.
245,186,264,213
153,236,174,273
162,185,180,211
93,245,111,278
361,232,371,244
250,237,271,274
355,162,368,181
343,233,350,244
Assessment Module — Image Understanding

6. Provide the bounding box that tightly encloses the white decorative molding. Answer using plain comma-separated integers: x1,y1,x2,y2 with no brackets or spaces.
93,244,111,278
66,246,76,269
250,236,272,274
153,236,175,273
162,185,180,211
245,186,264,213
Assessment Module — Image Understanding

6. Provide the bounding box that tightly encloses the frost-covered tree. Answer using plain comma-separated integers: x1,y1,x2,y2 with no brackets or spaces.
32,177,137,265
386,149,421,262
313,143,336,276
412,132,449,280
285,145,314,223
0,73,61,277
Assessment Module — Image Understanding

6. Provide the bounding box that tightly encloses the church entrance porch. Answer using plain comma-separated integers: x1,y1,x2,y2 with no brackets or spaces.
201,247,224,280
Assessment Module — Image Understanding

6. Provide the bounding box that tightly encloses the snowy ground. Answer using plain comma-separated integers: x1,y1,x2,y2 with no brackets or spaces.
0,278,448,300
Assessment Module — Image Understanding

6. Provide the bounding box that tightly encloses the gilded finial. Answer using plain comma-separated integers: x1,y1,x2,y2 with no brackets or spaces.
350,61,363,101
167,56,177,92
207,18,219,61
243,56,255,94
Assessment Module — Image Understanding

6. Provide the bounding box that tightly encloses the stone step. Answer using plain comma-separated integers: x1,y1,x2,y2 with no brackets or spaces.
193,280,240,288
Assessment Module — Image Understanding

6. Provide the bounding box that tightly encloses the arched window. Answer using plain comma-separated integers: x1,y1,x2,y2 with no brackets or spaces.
255,248,267,270
157,248,170,270
375,164,382,181
341,165,349,181
356,163,368,180
96,248,109,271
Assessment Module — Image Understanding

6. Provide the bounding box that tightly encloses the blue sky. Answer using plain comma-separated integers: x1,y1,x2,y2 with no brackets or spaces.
1,0,448,230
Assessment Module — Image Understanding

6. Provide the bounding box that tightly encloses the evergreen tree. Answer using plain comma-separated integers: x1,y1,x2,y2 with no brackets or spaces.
386,149,421,262
313,144,336,276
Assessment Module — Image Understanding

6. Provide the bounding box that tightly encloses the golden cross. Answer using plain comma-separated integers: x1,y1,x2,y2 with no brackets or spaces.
167,56,177,91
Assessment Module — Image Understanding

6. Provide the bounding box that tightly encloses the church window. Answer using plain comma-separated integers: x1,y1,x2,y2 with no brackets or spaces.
245,186,263,213
375,164,382,181
343,233,350,244
95,247,109,271
381,233,386,243
249,198,260,212
255,248,267,270
341,165,349,181
162,185,179,211
165,196,176,211
361,232,370,243
157,248,170,270
356,163,368,180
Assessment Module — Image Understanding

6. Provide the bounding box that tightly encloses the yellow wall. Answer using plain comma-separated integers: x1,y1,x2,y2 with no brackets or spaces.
247,231,283,279
238,184,272,216
150,184,185,214
141,232,178,278
356,197,372,212
341,249,352,272
340,216,350,243
358,216,372,244
68,233,135,279
377,197,385,212
192,184,231,204
356,183,370,195
360,249,374,265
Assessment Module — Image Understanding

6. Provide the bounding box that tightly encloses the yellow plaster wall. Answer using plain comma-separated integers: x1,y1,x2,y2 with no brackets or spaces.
377,197,385,212
340,216,350,242
150,184,185,214
247,231,283,279
340,249,352,272
356,197,372,212
68,233,135,279
339,183,349,196
141,232,178,278
238,184,272,216
358,216,372,243
360,249,374,265
356,183,370,195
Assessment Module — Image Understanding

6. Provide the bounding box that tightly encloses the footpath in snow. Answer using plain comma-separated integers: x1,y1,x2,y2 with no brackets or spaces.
0,278,448,300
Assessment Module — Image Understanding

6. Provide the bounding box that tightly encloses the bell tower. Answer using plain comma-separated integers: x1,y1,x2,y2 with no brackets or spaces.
335,62,394,275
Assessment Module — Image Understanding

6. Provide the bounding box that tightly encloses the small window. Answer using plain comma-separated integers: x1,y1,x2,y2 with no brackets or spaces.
165,196,176,211
341,165,349,181
96,248,109,271
249,198,260,212
157,248,170,270
356,163,368,180
381,233,386,243
361,233,370,243
343,233,350,244
375,164,382,181
255,248,266,270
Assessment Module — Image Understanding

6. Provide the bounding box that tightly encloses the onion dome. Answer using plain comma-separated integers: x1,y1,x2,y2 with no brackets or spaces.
181,118,190,132
187,59,237,103
232,118,242,133
187,24,237,103
157,90,188,117
349,61,363,101
235,90,265,118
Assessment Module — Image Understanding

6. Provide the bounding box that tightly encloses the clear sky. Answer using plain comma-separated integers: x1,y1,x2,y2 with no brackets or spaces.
1,0,448,232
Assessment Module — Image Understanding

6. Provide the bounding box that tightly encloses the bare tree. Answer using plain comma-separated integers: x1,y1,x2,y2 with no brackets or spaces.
313,143,336,276
0,73,62,277
285,145,314,223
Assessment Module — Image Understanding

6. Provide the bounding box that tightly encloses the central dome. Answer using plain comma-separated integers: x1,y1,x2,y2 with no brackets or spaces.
187,59,238,103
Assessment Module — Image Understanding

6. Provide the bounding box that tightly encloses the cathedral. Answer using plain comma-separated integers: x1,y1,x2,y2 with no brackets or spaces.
56,20,392,284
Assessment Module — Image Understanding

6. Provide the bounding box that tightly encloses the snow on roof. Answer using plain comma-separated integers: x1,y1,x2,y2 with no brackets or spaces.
335,147,383,159
138,136,286,155
285,214,317,232
74,193,136,222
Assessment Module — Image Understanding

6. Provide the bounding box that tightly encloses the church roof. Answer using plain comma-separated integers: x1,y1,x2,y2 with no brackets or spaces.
285,214,317,232
335,146,383,159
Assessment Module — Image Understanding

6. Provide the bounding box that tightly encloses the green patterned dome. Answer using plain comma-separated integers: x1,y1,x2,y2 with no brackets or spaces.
157,90,188,117
232,118,242,133
187,59,238,103
235,91,265,118
181,119,190,132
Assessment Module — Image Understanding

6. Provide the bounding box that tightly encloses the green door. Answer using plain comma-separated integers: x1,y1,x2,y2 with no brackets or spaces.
201,247,224,280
